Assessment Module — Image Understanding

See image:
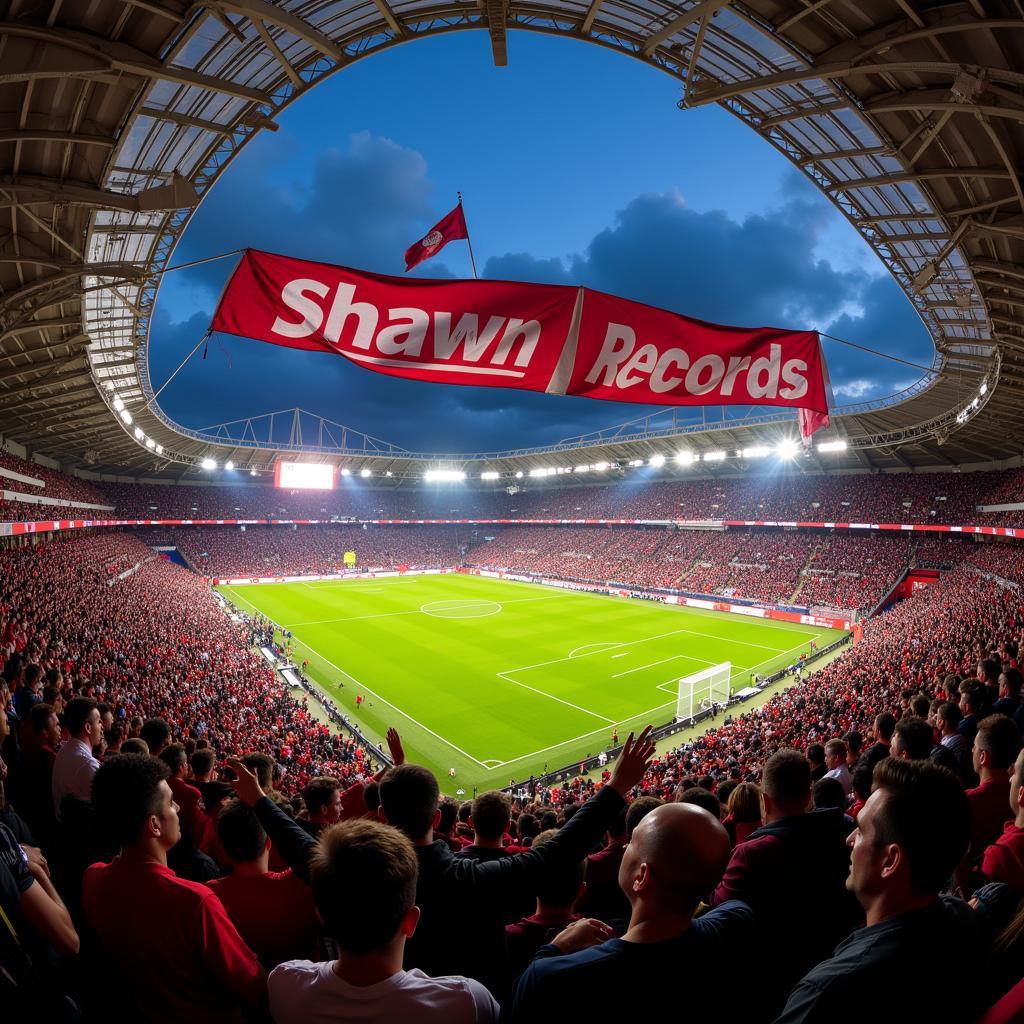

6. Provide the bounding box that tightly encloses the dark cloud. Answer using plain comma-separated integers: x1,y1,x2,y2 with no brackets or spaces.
151,138,935,450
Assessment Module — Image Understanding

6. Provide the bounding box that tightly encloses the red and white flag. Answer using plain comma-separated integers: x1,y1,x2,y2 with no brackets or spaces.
404,204,469,272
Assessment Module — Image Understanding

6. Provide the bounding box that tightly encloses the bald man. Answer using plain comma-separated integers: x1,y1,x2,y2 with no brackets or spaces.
508,804,753,1022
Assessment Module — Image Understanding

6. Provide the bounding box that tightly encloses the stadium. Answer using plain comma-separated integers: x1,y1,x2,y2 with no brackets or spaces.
2,1,1024,1021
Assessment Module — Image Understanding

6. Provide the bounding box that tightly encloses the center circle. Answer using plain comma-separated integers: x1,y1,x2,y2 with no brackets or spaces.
420,599,502,619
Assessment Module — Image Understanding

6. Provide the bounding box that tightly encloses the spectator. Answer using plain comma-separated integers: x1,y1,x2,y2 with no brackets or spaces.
578,798,659,926
676,785,721,820
51,697,102,818
806,743,826,782
228,728,654,1003
723,782,762,846
858,713,895,773
509,804,753,1022
458,791,515,862
139,718,171,758
299,777,342,839
822,739,851,798
435,797,462,853
959,681,984,749
965,716,1021,869
82,754,265,1023
14,701,59,844
505,828,586,977
159,743,208,843
936,702,971,774
0,818,80,1016
207,799,320,969
891,716,934,761
268,819,498,1023
774,760,980,1022
994,667,1022,719
711,749,858,1020
980,748,1024,890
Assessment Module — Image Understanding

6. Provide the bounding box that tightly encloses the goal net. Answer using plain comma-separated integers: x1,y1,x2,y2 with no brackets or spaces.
676,662,732,723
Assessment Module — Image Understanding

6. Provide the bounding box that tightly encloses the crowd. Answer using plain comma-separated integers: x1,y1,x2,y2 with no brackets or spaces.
466,526,969,613
164,525,471,577
2,462,1023,525
2,521,1024,1021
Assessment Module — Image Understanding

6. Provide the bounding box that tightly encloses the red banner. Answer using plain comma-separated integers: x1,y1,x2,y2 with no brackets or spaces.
211,250,831,435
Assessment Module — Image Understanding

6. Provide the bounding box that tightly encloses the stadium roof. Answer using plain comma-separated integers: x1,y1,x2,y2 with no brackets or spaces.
1,0,1022,481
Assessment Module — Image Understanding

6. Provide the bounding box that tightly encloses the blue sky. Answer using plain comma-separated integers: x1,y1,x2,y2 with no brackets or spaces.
150,30,934,451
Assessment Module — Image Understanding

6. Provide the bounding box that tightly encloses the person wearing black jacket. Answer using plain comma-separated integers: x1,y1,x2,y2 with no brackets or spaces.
227,726,655,1005
710,749,860,1021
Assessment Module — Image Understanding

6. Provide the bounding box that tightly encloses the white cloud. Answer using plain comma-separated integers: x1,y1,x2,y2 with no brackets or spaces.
832,378,878,399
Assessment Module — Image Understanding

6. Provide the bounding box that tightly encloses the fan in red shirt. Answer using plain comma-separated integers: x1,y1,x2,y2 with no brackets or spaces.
958,715,1020,894
208,798,321,968
83,754,266,1024
981,748,1024,890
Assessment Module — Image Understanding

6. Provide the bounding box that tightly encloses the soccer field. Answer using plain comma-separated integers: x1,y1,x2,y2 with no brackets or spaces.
218,574,847,792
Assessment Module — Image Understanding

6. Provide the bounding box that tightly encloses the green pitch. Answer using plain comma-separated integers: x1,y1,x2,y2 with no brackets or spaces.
217,573,846,793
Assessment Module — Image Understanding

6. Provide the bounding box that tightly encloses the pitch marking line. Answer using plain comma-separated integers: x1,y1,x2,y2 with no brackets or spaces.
569,642,624,658
494,670,616,725
283,593,561,629
223,585,493,770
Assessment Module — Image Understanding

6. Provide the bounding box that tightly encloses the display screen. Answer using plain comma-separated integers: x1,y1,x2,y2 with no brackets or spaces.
274,461,335,490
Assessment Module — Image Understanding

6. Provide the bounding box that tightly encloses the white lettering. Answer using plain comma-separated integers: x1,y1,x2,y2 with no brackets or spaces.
433,313,506,362
323,283,380,350
779,358,809,399
492,319,542,367
585,324,636,385
685,353,727,395
650,349,689,394
615,343,659,389
720,356,752,396
747,343,782,399
376,308,429,356
271,278,328,338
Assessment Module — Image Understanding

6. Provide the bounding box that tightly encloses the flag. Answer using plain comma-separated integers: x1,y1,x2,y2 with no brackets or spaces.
404,204,469,272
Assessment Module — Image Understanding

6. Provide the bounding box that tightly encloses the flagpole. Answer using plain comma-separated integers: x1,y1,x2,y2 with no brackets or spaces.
457,192,479,280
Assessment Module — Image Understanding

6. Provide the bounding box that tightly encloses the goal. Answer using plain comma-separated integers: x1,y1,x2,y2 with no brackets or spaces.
676,662,732,723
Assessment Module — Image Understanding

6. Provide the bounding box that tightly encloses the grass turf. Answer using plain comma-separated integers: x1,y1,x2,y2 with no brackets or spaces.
217,573,847,794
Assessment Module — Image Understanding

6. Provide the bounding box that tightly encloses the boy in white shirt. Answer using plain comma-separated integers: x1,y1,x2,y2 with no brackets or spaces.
268,818,498,1023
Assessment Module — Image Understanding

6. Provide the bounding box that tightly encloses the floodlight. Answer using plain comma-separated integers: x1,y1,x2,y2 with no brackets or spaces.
703,451,726,461
980,382,988,395
649,453,666,468
817,440,848,453
741,446,771,459
340,468,351,477
249,469,258,476
145,438,155,449
120,409,132,425
201,457,216,470
594,461,609,471
481,471,499,480
776,439,800,460
155,445,163,455
360,468,372,478
424,469,466,482
675,451,694,465
112,396,125,412
515,470,523,479
574,465,590,473
225,461,235,471
529,468,545,478
134,427,144,440
385,471,393,477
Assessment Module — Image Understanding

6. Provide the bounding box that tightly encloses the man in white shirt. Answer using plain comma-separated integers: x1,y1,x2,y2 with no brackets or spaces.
268,818,498,1023
52,696,103,817
822,738,852,799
